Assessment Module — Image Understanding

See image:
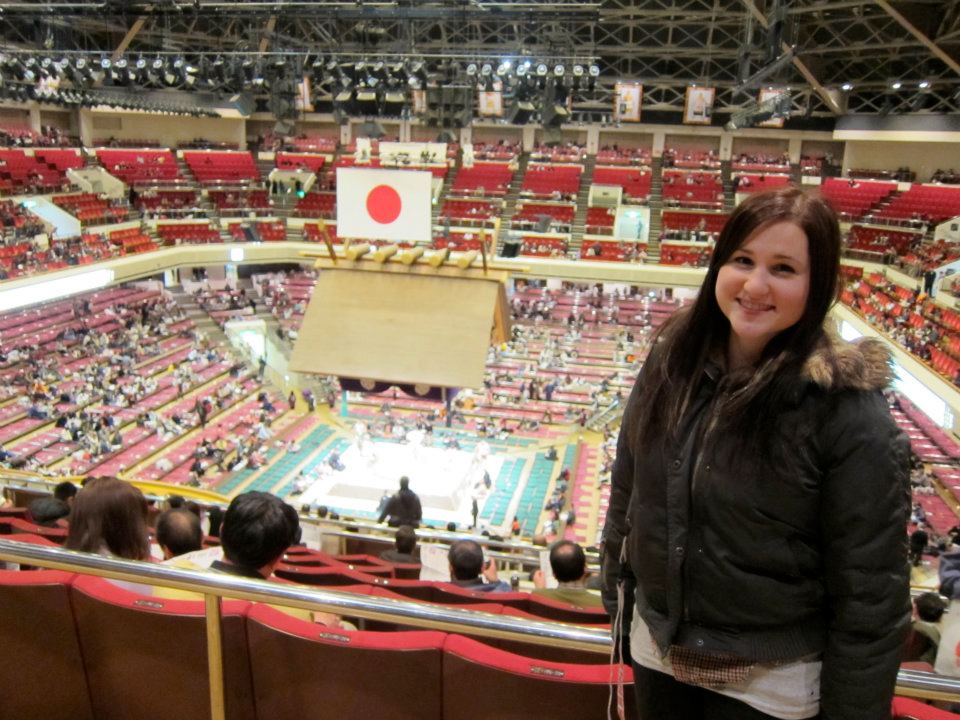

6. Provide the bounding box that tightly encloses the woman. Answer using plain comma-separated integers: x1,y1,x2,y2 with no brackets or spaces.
603,187,910,720
66,476,151,562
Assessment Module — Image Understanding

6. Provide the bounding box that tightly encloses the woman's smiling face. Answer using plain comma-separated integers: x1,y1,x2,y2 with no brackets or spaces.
715,220,811,369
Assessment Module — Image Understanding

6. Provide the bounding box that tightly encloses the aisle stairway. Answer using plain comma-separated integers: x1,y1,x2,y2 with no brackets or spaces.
570,155,596,258
646,157,663,262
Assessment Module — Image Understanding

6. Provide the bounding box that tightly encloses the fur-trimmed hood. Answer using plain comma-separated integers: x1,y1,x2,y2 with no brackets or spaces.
802,333,895,392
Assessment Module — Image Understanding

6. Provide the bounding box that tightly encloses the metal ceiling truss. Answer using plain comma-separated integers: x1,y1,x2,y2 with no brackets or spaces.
0,0,956,121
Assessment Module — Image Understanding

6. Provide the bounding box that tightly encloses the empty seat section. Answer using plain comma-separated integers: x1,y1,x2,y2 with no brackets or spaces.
295,191,336,218
875,184,960,223
592,166,651,201
661,210,727,233
183,151,259,183
820,178,896,219
157,222,221,244
440,199,500,222
521,164,582,197
513,203,576,228
276,152,326,172
452,162,514,196
208,189,270,211
96,149,180,184
70,575,255,720
734,174,791,193
0,148,67,192
0,570,94,720
136,189,199,212
659,243,712,266
246,603,445,720
585,206,616,233
662,171,723,207
442,634,634,720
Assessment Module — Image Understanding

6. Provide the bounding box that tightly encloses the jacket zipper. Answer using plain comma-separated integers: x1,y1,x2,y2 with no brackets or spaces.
683,395,724,624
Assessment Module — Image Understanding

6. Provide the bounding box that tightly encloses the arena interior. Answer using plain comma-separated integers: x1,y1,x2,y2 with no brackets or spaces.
0,0,959,718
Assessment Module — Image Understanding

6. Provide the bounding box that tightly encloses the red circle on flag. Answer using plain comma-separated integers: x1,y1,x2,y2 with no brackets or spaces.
366,184,402,224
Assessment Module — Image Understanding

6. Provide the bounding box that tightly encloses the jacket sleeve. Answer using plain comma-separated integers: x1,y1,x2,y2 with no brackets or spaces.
817,390,911,720
600,370,643,616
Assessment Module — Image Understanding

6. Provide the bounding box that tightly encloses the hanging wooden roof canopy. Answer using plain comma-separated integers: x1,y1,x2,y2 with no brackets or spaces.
290,240,513,391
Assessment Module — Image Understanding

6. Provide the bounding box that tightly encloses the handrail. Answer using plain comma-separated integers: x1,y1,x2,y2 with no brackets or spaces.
0,539,959,703
0,539,609,653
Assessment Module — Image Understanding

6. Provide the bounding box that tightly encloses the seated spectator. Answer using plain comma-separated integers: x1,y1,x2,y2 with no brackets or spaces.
54,480,78,506
212,491,300,580
379,525,418,564
447,539,510,592
908,592,946,665
532,540,604,608
65,476,151,562
155,508,203,560
27,497,70,527
939,541,960,599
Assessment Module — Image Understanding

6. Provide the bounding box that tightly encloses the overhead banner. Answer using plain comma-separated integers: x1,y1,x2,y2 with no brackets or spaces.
477,91,503,117
336,167,432,243
614,83,643,123
758,88,787,128
683,86,715,125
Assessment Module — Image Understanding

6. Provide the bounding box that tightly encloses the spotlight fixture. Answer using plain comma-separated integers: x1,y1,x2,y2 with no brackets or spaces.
841,82,853,91
891,81,902,90
466,63,478,76
572,65,584,77
553,64,565,77
588,64,600,77
536,63,548,76
919,80,930,89
496,62,511,76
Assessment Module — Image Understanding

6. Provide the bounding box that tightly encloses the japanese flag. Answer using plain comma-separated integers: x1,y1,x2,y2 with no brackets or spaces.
336,167,432,243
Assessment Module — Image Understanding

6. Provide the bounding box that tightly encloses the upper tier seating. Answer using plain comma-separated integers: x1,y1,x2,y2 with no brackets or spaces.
820,178,897,219
734,174,791,193
595,147,651,165
156,222,221,245
183,151,259,184
731,154,791,173
529,144,585,163
585,207,615,234
521,164,582,198
33,148,84,173
513,203,576,229
471,142,520,161
228,220,286,242
592,167,651,202
136,189,199,212
874,184,960,224
96,149,180,185
659,243,712,266
275,152,326,173
439,199,500,223
208,189,270,212
52,193,127,225
662,171,723,208
451,163,514,196
287,136,338,153
661,210,728,234
580,240,647,262
800,155,824,176
846,225,921,259
520,236,568,258
662,148,720,169
0,148,69,193
295,192,336,218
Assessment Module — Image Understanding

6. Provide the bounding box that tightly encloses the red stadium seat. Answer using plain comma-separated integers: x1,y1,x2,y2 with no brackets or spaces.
892,697,960,719
70,575,256,720
441,634,635,720
0,570,94,720
246,603,445,720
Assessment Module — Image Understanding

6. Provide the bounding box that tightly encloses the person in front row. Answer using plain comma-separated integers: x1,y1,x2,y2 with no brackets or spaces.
379,524,418,564
155,508,203,560
211,491,300,579
532,540,604,608
448,539,510,593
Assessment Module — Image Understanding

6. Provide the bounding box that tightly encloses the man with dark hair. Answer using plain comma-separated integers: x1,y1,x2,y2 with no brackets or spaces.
53,481,78,506
155,508,203,560
213,491,300,579
377,476,422,527
380,525,418,564
532,540,604,608
447,539,510,592
27,497,70,527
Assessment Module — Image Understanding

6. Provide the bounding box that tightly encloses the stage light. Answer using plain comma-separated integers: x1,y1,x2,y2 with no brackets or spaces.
588,64,600,77
497,62,510,76
841,82,853,91
466,63,478,76
572,65,584,77
554,64,565,77
891,81,902,90
536,63,548,76
481,63,492,77
919,80,930,89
